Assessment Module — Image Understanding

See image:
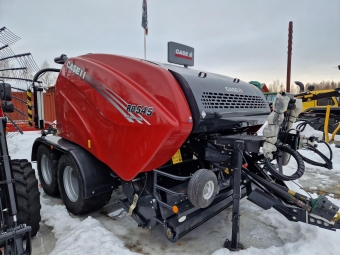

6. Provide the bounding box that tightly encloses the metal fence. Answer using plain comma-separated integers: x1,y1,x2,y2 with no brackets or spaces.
7,89,56,123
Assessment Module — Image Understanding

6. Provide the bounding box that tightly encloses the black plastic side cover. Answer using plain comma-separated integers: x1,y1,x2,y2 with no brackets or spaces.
169,70,200,131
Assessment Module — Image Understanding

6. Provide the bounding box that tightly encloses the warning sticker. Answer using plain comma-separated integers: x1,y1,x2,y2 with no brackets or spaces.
171,149,183,164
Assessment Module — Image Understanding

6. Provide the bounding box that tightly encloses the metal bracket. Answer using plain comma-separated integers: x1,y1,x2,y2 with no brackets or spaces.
224,140,245,251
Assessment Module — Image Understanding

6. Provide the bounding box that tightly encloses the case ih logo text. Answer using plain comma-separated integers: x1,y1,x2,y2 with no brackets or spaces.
225,87,243,93
175,49,193,60
67,61,86,79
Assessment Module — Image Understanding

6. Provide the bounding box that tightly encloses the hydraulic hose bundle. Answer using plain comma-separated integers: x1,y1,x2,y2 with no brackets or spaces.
296,121,333,169
298,135,333,169
262,93,291,160
262,93,305,181
264,144,305,181
261,92,334,180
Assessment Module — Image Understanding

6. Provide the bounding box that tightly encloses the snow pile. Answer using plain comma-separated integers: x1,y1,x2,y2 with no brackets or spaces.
7,125,340,255
213,206,340,255
7,131,41,161
213,121,340,255
8,132,139,255
40,198,139,255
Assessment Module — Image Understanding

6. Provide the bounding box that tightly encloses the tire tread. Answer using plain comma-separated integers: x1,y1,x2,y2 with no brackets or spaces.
37,145,60,196
12,159,41,237
187,169,218,208
58,154,112,215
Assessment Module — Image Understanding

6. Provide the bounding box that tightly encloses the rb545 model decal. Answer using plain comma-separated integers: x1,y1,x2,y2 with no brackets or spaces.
126,105,153,116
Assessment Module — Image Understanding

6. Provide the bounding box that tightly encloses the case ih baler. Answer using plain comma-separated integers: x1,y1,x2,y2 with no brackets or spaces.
30,54,340,250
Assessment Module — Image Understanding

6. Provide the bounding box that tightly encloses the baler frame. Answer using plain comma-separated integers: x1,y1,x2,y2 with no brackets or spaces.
29,56,340,251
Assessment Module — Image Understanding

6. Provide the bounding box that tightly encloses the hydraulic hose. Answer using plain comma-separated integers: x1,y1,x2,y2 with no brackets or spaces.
298,143,333,169
264,145,305,181
296,121,308,132
295,122,333,169
243,168,307,208
319,139,333,160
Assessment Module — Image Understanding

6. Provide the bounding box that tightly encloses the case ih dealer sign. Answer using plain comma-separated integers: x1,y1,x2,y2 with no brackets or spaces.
168,41,194,67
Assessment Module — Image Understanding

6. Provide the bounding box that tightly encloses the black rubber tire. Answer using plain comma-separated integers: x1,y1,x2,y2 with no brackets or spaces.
316,123,340,141
37,145,60,196
330,123,340,136
58,154,112,215
187,169,218,208
264,145,305,181
12,159,41,237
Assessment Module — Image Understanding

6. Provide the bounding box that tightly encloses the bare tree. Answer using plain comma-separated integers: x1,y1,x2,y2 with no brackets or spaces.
268,80,285,92
290,84,300,94
40,60,57,87
0,60,11,78
267,80,307,94
305,80,340,90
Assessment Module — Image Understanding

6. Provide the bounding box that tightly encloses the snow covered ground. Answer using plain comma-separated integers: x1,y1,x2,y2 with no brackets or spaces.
6,125,340,255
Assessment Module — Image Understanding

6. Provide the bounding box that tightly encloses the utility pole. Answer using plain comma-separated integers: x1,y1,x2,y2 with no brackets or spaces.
286,21,293,92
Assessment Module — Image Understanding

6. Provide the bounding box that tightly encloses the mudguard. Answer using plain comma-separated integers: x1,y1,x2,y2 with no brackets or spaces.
32,136,118,199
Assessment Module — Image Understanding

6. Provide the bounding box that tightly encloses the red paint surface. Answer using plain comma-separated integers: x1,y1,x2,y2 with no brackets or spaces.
6,123,37,132
55,54,193,180
174,54,192,60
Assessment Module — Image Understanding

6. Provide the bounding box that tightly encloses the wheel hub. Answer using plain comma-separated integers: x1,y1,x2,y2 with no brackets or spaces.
203,181,214,199
63,166,79,202
41,155,52,185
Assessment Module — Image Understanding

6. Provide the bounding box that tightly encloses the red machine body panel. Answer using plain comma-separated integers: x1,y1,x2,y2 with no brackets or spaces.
55,54,193,181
